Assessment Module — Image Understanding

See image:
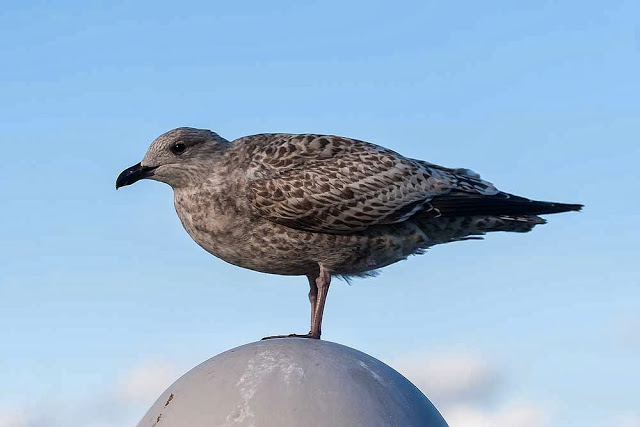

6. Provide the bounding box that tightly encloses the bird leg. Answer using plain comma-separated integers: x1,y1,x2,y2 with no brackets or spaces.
307,274,318,326
309,265,331,338
262,265,331,340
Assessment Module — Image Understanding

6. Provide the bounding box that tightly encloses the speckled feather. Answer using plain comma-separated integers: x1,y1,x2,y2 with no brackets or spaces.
127,128,580,279
237,133,499,234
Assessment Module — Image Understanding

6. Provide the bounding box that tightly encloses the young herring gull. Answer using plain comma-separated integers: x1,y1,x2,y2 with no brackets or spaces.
116,127,582,339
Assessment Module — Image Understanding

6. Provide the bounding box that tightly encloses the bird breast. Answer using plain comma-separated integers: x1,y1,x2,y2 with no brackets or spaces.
172,185,319,275
171,184,432,277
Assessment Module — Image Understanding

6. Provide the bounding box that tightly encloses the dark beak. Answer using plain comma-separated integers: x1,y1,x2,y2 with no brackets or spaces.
116,163,157,189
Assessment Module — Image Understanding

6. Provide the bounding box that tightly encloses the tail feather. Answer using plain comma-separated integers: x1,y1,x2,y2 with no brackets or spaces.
415,214,545,246
427,192,583,218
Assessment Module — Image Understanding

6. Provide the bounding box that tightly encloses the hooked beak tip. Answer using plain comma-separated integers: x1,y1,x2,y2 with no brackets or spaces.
116,162,156,189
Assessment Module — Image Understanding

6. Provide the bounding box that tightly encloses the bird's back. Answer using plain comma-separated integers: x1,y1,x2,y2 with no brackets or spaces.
228,133,510,234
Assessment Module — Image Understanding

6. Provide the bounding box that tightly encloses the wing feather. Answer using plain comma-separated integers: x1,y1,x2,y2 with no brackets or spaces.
237,134,498,233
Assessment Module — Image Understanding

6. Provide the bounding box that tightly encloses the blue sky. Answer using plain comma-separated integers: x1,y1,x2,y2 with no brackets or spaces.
1,1,638,425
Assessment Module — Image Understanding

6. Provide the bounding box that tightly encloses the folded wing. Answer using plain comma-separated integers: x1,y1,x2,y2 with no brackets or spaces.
243,134,499,233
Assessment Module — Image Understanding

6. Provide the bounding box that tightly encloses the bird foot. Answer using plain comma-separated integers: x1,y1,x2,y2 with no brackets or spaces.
261,332,320,340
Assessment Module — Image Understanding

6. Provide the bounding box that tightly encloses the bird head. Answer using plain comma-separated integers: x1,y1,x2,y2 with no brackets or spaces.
116,127,230,190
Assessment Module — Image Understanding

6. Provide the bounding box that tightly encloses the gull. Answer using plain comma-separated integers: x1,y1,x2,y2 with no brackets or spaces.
116,127,581,339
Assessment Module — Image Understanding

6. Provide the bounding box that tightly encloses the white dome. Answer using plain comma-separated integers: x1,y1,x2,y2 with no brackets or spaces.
138,339,448,427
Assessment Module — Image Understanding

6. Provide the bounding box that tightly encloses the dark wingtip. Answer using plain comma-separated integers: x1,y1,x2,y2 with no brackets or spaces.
553,203,583,213
529,201,583,215
428,193,583,218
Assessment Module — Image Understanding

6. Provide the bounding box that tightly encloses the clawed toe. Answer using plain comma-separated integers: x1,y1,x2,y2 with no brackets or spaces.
261,332,321,340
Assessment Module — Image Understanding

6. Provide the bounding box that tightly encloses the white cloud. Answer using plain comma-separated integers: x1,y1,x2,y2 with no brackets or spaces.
444,402,549,427
0,359,181,427
0,408,28,427
116,360,181,404
613,414,640,427
391,351,550,427
392,352,501,405
612,312,640,349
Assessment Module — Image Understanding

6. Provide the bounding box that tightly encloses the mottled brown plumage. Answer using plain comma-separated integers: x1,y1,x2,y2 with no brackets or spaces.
116,127,582,339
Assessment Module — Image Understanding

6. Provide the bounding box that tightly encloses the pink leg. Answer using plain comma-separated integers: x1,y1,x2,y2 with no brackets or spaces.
309,265,331,338
307,274,318,326
262,265,331,340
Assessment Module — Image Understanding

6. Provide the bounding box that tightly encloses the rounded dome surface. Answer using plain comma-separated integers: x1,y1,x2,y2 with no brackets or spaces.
138,339,448,427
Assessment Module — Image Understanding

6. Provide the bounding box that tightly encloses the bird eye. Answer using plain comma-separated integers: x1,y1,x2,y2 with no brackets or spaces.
171,143,187,155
